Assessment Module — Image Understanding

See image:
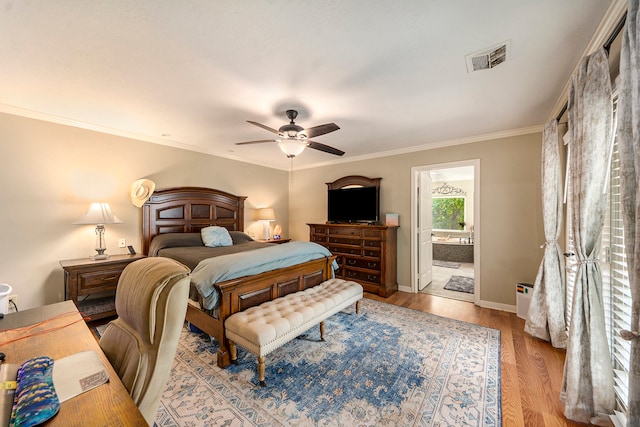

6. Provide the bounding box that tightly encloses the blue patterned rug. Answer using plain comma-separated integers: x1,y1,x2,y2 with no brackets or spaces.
153,298,500,426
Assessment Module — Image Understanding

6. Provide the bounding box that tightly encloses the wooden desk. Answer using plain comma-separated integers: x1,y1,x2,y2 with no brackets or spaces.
0,301,146,426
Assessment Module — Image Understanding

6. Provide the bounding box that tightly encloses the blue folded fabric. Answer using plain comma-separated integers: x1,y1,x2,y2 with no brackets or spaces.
10,356,60,427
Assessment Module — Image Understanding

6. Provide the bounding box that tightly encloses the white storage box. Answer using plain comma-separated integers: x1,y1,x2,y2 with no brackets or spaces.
516,283,533,320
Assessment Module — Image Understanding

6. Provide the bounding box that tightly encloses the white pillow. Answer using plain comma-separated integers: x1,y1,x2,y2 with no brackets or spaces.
201,226,233,247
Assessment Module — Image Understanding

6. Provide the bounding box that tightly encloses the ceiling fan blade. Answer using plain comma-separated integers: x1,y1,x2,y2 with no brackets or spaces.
302,123,340,138
307,140,345,156
235,139,278,145
247,120,280,135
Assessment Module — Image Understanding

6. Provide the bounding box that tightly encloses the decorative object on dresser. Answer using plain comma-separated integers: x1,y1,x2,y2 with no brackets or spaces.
60,254,146,321
73,202,123,260
272,224,282,240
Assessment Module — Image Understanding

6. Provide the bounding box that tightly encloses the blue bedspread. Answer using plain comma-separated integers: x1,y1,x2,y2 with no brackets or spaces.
191,241,336,310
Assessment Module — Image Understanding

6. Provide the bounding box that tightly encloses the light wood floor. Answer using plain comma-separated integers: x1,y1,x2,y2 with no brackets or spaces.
365,291,589,427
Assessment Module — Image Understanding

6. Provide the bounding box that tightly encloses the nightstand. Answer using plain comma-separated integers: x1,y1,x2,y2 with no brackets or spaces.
258,238,291,244
60,254,146,321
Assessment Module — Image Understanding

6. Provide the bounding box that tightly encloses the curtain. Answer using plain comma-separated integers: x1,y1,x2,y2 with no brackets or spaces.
617,1,640,425
525,119,567,348
561,48,616,423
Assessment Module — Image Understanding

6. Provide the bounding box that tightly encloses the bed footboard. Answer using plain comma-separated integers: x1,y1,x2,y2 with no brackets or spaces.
185,255,335,368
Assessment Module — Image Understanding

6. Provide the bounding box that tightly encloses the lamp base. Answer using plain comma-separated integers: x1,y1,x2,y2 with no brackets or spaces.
91,253,109,261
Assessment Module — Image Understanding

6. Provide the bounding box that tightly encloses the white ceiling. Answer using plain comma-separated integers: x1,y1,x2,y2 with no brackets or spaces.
0,0,617,170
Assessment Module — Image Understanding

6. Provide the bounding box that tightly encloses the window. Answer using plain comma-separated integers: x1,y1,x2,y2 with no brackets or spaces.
432,197,466,230
605,130,631,412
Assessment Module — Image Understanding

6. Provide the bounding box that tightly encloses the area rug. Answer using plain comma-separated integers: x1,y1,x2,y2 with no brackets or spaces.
444,275,475,294
433,260,460,269
151,298,500,426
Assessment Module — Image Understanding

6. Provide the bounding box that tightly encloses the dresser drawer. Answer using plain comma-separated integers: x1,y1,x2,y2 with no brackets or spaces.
343,268,381,285
311,234,327,244
311,226,328,235
328,244,361,256
363,248,381,258
328,227,361,237
362,240,381,249
362,229,383,238
77,268,123,294
329,236,362,245
343,257,381,272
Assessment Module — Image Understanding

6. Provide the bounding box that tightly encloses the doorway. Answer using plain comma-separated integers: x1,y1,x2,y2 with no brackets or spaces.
411,160,480,304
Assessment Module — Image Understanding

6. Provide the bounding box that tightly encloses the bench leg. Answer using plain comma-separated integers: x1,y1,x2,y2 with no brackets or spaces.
319,321,325,341
229,340,239,365
356,299,362,314
258,356,266,387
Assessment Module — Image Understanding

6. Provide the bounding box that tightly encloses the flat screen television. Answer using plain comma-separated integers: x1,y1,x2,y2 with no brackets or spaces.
327,186,379,223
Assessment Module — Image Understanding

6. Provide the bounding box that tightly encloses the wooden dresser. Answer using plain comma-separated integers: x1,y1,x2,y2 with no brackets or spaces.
308,223,398,297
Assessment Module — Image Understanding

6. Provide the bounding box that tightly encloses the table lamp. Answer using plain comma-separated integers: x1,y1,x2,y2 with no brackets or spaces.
256,208,275,240
73,202,123,260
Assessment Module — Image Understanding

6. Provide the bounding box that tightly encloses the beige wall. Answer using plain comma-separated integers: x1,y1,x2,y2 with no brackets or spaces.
0,111,544,311
289,133,544,308
0,112,289,310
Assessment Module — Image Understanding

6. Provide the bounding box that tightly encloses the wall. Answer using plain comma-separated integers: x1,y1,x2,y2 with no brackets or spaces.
0,110,544,311
0,112,289,310
289,132,544,308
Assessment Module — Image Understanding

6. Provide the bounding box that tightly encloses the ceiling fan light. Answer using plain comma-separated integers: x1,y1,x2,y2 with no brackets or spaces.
278,139,306,158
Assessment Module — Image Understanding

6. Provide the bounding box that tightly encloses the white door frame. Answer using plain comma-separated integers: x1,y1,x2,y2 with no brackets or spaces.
410,159,481,305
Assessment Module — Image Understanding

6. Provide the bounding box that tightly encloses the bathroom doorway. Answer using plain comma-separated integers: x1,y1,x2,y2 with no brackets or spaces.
410,160,480,304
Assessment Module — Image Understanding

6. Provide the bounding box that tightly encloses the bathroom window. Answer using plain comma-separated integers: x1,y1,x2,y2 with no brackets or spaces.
432,197,465,230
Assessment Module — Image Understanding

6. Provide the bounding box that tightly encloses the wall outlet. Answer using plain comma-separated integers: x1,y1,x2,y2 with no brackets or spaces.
7,294,17,312
118,238,126,248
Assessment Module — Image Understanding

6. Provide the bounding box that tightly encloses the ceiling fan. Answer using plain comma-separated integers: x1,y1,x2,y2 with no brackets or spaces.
235,109,344,158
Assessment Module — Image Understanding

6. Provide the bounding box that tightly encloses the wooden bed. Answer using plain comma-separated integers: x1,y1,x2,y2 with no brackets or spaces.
142,186,335,368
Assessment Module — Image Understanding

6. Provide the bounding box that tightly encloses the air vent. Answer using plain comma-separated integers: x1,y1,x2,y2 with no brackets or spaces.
465,41,511,73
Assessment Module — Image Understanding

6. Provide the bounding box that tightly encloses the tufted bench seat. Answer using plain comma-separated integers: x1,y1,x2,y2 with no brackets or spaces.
225,278,363,386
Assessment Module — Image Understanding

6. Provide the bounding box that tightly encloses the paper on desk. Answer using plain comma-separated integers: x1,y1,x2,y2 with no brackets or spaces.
52,351,109,402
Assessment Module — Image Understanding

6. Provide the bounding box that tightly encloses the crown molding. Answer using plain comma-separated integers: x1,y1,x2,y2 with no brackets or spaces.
548,0,628,121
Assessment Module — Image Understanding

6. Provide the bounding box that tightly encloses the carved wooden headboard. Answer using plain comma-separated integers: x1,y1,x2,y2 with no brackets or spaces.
141,187,247,255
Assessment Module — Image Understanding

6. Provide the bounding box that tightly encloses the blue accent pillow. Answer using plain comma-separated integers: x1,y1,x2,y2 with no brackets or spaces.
201,226,233,247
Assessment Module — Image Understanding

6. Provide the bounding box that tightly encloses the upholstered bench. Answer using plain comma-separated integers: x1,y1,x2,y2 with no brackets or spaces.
224,278,363,386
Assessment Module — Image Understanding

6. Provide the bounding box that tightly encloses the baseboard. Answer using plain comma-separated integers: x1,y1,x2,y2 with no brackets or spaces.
477,299,516,314
397,284,517,314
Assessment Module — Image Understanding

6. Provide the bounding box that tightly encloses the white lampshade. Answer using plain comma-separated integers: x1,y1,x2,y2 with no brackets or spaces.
278,139,306,158
73,202,123,225
73,202,122,260
256,208,275,221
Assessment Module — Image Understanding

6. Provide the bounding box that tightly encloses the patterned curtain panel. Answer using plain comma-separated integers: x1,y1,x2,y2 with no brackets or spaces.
561,48,615,423
617,1,640,424
524,119,567,348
